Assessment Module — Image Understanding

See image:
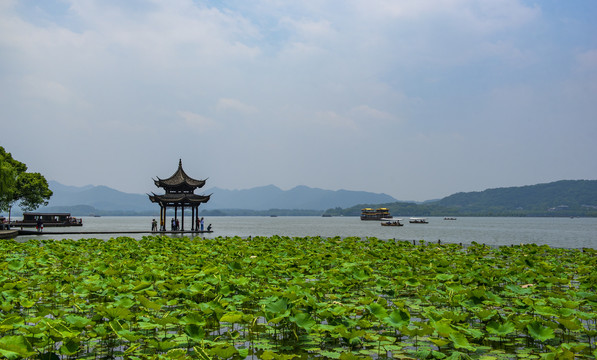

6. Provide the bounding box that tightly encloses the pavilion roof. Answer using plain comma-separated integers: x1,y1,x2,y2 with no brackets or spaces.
154,159,206,189
148,193,211,206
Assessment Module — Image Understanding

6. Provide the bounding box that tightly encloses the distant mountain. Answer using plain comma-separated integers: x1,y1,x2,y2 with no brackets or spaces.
325,180,597,217
202,185,397,211
38,181,154,214
435,180,597,215
26,181,398,216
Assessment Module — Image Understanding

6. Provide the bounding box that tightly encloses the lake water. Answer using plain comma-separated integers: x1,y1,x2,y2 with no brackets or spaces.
13,216,597,249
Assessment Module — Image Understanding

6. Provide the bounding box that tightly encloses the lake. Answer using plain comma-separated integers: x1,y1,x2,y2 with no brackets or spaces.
13,215,597,249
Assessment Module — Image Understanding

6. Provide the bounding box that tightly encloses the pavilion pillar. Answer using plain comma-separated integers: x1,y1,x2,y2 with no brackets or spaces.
174,206,178,230
191,206,195,231
181,205,185,231
159,205,163,231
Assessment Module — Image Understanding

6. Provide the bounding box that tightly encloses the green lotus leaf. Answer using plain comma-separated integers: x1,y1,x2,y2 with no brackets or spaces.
260,350,277,360
384,308,410,328
180,313,205,325
166,348,188,359
59,338,80,356
131,281,153,292
230,276,250,286
115,296,136,308
368,302,388,320
432,319,456,337
184,323,206,341
557,318,581,331
405,278,421,286
0,335,36,359
290,312,316,332
429,337,451,348
533,305,558,317
63,314,94,329
475,309,497,321
137,294,162,311
99,305,133,320
319,351,342,359
436,273,455,281
339,352,363,360
7,260,24,271
265,297,288,314
209,343,238,358
220,311,244,324
19,298,36,308
527,321,555,342
449,332,477,351
486,321,516,337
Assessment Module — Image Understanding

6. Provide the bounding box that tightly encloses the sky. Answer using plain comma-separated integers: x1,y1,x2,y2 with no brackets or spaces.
1,0,596,201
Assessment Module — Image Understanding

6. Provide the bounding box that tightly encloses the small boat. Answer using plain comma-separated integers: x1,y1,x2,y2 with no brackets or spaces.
409,217,428,224
381,219,403,226
444,217,457,220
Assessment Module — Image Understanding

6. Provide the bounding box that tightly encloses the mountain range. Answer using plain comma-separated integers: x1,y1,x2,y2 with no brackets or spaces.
8,179,597,217
26,181,398,216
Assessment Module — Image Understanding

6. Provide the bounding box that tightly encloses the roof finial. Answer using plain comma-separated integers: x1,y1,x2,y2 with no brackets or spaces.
179,158,182,168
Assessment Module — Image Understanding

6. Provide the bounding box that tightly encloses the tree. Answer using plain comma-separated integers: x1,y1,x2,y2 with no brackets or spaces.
0,147,53,220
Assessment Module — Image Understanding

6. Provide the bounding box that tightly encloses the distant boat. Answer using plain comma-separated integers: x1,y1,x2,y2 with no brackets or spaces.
361,207,391,220
409,217,428,224
444,217,457,220
381,219,403,227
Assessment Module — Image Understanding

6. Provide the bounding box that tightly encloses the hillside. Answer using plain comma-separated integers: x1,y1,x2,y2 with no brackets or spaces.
324,180,597,217
436,180,597,215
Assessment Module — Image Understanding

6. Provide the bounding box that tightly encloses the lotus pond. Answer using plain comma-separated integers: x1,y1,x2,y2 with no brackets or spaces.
1,236,596,359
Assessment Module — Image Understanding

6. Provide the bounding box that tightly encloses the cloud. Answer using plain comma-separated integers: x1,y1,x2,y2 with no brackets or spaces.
177,111,220,132
216,98,258,114
1,0,596,200
576,49,597,71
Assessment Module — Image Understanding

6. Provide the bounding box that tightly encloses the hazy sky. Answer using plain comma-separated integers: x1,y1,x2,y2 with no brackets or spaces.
1,0,596,201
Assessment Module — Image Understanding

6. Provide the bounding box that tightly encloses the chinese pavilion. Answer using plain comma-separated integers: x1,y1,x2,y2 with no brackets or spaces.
148,159,211,231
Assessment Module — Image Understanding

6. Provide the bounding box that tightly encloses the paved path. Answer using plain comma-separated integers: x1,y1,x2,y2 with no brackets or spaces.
2,229,213,237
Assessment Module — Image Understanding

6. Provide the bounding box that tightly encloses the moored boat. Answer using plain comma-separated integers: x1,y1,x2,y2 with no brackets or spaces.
11,213,83,227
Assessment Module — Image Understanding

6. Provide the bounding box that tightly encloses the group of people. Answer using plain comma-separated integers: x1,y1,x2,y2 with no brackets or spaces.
151,217,211,232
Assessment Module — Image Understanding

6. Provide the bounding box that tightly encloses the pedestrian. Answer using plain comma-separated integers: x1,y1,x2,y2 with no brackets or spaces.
200,217,204,231
36,218,43,232
171,218,175,231
207,223,212,232
151,219,157,232
176,218,180,230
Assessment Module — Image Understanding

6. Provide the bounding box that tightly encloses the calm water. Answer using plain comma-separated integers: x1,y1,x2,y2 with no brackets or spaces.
13,216,597,249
